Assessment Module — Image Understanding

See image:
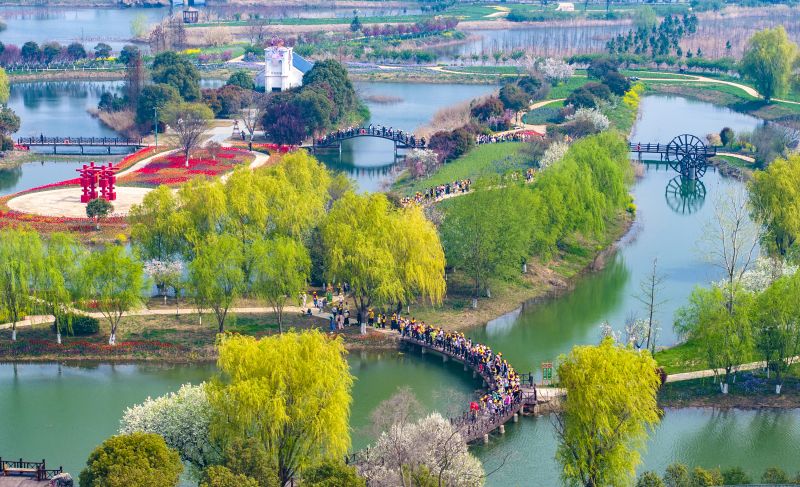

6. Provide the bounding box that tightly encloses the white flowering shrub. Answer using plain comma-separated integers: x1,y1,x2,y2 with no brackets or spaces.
359,413,484,487
567,108,610,133
405,148,440,179
143,259,184,300
732,256,798,294
537,57,574,84
539,141,570,169
120,383,217,468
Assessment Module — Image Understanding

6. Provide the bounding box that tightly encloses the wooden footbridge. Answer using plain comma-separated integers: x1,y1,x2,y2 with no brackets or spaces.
0,457,64,482
307,126,425,156
398,335,558,445
629,134,717,180
17,136,144,154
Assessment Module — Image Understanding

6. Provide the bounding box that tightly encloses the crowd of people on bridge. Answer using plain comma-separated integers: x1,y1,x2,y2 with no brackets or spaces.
400,179,472,206
399,320,523,423
315,125,425,148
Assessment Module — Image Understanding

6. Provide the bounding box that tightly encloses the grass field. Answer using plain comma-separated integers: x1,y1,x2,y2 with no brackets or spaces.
444,66,525,75
392,143,528,195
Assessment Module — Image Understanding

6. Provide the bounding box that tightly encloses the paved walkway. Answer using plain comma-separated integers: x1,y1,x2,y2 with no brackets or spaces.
716,151,756,163
0,305,331,331
665,356,799,383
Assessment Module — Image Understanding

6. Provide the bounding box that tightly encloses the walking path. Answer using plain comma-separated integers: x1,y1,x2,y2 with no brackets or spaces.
716,151,756,163
665,356,799,383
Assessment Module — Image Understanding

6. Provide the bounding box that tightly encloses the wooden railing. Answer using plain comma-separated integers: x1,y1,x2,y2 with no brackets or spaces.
0,457,63,481
18,136,144,147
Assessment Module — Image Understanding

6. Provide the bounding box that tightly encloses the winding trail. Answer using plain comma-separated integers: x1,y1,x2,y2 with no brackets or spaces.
666,356,799,383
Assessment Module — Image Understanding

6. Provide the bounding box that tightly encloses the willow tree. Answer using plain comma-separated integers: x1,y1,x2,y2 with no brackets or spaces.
129,185,182,263
740,26,798,103
248,236,310,333
749,154,800,259
39,232,86,344
320,192,445,328
555,337,661,487
187,234,244,333
207,332,353,487
0,228,43,341
82,244,146,346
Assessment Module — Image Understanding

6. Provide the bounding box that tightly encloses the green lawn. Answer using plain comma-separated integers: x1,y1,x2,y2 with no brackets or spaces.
654,338,758,375
713,154,756,170
548,77,591,99
392,143,529,195
444,66,525,75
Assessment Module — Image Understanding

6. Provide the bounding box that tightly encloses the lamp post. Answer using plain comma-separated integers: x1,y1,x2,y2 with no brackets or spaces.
153,106,159,147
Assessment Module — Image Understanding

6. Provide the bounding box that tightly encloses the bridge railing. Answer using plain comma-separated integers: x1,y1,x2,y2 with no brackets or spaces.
313,127,425,149
0,457,63,481
17,136,144,146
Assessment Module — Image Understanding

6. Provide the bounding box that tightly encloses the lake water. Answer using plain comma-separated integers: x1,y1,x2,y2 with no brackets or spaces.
0,6,163,52
2,93,794,485
318,81,496,192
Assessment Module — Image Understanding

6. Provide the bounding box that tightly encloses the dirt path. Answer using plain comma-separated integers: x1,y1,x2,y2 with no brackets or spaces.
716,151,756,163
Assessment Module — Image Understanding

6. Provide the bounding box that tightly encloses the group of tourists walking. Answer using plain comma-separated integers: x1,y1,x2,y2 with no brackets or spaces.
475,131,538,145
398,320,523,423
401,179,471,206
314,125,425,148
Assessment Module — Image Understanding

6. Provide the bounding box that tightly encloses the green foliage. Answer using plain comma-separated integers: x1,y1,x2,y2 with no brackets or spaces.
719,127,735,147
226,70,255,90
52,315,99,336
82,244,146,345
151,51,201,101
0,106,21,138
86,197,114,225
499,82,529,111
0,228,44,338
94,42,112,58
248,236,310,331
136,83,180,126
129,185,181,262
740,26,798,102
302,460,365,487
428,127,475,162
207,332,353,487
79,432,182,487
761,466,789,484
636,471,665,487
0,67,9,105
221,437,280,487
690,466,722,486
320,192,445,318
556,337,661,487
119,45,140,66
187,234,244,333
749,154,800,258
663,463,691,487
201,466,259,487
721,466,751,485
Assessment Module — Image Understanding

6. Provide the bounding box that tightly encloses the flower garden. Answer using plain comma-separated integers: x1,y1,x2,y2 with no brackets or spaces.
118,147,254,187
0,145,256,234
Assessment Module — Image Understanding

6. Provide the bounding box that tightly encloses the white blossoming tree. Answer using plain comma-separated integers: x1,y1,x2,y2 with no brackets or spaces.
359,413,484,487
539,141,570,169
732,256,797,294
143,259,184,306
119,383,218,469
537,57,574,85
567,108,610,133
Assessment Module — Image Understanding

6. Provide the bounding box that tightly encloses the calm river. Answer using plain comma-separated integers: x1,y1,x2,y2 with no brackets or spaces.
2,94,798,485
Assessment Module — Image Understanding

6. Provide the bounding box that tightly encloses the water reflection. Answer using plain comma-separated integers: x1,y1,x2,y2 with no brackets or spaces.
665,176,707,215
0,166,22,192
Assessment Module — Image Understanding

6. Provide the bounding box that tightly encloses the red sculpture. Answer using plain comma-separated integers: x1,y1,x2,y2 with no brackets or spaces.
77,162,117,203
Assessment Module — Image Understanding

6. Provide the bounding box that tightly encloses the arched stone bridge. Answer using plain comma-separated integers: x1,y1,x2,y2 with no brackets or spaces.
308,126,426,153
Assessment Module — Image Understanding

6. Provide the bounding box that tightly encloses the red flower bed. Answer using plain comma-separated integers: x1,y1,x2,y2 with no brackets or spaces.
119,147,254,187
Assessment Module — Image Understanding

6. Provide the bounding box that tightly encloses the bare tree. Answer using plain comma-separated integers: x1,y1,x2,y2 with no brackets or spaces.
239,91,268,149
369,386,423,439
124,52,144,111
164,103,213,168
701,187,760,312
246,18,269,46
634,257,667,354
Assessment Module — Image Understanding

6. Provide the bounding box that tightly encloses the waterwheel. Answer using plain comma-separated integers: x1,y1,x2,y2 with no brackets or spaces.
665,176,707,215
665,134,708,180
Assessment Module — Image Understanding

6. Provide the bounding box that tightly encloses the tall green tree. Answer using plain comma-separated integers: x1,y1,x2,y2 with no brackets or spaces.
129,185,181,262
749,273,800,394
175,178,228,258
0,228,43,341
0,67,9,105
136,83,180,126
739,26,799,102
440,183,531,305
207,332,353,487
151,51,201,101
39,232,86,344
82,244,146,345
187,234,244,333
0,106,21,138
79,433,182,487
320,192,445,325
249,236,310,333
226,70,255,90
675,285,753,393
749,154,800,259
554,337,661,487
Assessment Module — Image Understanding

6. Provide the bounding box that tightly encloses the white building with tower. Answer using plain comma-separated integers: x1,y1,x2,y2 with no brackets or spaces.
255,40,314,92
